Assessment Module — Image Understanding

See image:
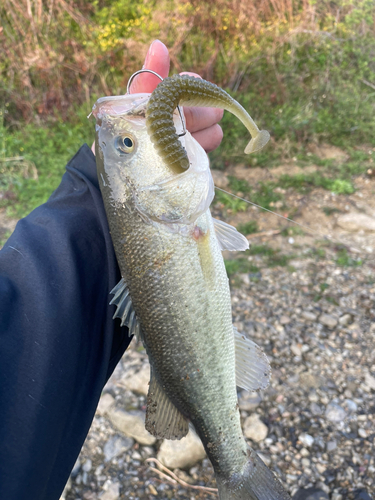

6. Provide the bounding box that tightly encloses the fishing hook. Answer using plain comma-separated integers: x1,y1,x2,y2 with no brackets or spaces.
126,69,187,137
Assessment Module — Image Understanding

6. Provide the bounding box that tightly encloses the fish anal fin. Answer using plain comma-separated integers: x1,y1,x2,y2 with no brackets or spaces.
146,370,189,440
213,218,249,251
234,326,271,391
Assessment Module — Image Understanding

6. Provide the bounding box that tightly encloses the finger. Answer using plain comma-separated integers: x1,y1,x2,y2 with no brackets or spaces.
129,40,170,94
191,124,223,153
183,106,224,134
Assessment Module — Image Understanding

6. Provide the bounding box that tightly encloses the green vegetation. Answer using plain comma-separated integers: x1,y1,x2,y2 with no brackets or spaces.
0,105,94,217
224,258,259,277
237,221,258,235
335,247,363,267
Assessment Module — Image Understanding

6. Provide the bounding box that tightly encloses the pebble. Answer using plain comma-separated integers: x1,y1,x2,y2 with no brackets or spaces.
337,212,375,232
344,398,358,412
354,490,373,500
327,440,337,452
299,433,314,447
325,402,346,422
338,313,351,326
292,488,329,500
97,393,115,416
82,458,92,473
100,480,120,500
332,493,343,500
121,363,150,396
243,414,268,442
211,169,229,189
302,311,317,322
358,428,367,438
238,391,262,411
291,343,302,356
280,315,291,325
157,428,206,469
108,408,156,445
103,436,134,462
318,314,338,329
364,372,375,390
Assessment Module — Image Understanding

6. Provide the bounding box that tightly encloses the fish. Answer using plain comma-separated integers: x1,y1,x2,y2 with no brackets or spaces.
92,74,291,500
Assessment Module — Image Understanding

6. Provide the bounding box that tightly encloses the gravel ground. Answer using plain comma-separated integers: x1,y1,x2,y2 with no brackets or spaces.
62,244,375,500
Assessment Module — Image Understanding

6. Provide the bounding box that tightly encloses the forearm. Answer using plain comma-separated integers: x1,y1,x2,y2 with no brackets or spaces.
0,144,130,500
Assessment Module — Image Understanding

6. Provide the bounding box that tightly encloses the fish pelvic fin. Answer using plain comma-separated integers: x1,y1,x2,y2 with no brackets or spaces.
146,368,189,440
216,449,291,500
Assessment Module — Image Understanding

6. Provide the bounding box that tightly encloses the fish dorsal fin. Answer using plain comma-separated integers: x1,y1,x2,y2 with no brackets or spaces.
213,218,249,251
146,367,189,440
110,278,142,342
234,327,271,391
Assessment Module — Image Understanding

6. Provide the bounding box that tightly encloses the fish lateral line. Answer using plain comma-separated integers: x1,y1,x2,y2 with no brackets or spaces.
214,186,365,255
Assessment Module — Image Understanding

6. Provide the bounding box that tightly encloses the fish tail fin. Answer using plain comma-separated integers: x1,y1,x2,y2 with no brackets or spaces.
216,449,291,500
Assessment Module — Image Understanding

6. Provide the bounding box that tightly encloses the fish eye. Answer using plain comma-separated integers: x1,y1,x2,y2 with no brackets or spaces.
115,134,136,155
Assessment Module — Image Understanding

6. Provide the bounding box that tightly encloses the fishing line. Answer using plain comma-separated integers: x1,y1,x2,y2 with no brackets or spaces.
214,186,365,254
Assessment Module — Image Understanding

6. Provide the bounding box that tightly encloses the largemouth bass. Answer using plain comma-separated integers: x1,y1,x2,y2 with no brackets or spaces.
93,75,290,500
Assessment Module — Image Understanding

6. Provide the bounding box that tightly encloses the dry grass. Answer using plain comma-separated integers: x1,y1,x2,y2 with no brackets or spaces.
0,0,373,121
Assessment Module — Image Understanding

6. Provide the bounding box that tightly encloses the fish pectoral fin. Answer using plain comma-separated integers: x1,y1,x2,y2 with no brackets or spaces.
213,218,249,251
146,370,189,440
234,326,271,391
109,278,142,342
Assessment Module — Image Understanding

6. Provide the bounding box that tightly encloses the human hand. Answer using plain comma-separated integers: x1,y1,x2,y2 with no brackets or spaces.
91,40,223,155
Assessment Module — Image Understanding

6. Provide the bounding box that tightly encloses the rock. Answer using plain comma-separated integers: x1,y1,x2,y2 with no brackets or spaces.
291,343,302,356
354,490,373,500
243,414,268,442
238,390,262,411
310,402,323,416
325,402,346,423
344,399,358,412
157,428,206,469
339,313,352,326
298,433,314,447
257,451,272,467
121,363,150,396
337,213,375,232
280,315,291,325
364,372,375,390
108,408,156,445
319,314,338,329
299,372,324,389
302,311,317,321
211,169,229,189
82,458,92,473
332,493,343,500
292,488,329,500
327,440,337,452
97,393,115,416
103,435,133,462
100,480,120,500
358,428,367,438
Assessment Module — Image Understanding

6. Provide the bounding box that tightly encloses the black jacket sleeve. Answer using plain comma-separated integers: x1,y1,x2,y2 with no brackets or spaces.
0,144,131,500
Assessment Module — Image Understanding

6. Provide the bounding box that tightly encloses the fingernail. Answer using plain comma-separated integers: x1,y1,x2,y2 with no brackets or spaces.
144,39,160,67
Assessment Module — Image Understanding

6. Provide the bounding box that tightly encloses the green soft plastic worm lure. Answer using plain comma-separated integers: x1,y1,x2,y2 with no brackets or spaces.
145,74,270,174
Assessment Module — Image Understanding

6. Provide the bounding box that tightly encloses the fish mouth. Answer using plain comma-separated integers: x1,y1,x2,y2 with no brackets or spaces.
92,93,151,120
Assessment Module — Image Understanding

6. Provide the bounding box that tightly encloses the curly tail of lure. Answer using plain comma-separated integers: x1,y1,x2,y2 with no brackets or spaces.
145,74,270,174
